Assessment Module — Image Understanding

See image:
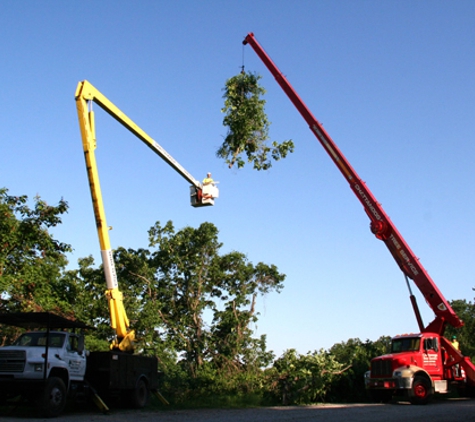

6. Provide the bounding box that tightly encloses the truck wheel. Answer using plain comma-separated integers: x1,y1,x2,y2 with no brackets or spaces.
131,378,150,408
410,376,432,405
37,377,67,417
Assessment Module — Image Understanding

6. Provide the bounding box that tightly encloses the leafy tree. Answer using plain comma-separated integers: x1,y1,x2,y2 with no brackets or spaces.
69,220,284,381
445,299,475,360
114,245,179,367
0,188,71,316
218,71,294,170
146,221,284,377
0,188,74,345
63,249,180,357
61,256,114,351
146,221,221,376
268,348,348,405
328,336,391,402
211,253,283,372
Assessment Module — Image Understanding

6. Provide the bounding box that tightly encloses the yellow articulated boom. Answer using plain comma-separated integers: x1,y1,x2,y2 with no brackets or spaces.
75,80,218,352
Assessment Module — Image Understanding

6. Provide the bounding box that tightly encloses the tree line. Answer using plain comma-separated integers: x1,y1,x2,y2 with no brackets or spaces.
1,188,474,406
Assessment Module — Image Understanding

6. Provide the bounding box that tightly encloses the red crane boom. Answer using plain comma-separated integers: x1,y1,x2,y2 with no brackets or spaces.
243,32,461,334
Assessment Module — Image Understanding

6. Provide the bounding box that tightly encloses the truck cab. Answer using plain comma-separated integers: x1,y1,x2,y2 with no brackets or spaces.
0,312,90,417
365,333,464,404
0,312,161,417
1,331,87,382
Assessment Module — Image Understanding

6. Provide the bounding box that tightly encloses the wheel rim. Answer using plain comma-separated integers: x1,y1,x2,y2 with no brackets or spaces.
414,382,427,399
50,386,63,406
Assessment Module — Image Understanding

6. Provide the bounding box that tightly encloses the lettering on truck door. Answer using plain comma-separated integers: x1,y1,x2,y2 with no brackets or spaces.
423,337,443,377
65,335,86,380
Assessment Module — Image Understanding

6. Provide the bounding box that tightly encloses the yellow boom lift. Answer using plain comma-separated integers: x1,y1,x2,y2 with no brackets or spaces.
75,80,218,353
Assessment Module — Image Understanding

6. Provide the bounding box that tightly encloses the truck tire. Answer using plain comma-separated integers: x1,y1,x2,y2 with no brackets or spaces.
37,377,67,417
131,377,150,408
410,375,432,405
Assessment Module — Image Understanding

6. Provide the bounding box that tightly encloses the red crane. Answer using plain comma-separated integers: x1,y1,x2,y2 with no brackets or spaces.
243,32,475,403
243,32,460,335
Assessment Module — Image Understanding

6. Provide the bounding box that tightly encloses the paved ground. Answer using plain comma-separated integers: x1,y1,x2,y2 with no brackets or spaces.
1,399,475,422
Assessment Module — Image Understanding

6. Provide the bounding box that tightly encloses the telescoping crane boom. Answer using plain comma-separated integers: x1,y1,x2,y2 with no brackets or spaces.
75,80,218,352
243,32,458,334
243,33,475,402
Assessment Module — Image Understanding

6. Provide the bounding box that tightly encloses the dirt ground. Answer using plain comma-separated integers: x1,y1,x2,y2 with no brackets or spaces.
1,399,475,422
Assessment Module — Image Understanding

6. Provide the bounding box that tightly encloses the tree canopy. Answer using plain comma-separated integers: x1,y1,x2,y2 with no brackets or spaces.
444,299,475,360
62,220,285,378
0,188,71,316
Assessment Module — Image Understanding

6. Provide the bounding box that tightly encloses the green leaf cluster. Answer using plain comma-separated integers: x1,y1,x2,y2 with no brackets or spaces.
218,71,294,170
59,220,285,376
328,336,391,402
262,336,391,405
267,348,347,404
0,188,72,318
445,299,475,360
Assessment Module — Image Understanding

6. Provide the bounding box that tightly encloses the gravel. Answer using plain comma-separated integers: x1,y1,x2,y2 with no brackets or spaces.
2,399,475,422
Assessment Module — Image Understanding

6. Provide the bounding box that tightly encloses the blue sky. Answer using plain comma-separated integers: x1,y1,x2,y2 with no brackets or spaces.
2,1,475,357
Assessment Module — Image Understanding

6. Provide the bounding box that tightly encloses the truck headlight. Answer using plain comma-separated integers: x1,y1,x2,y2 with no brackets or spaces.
393,371,402,377
34,364,43,372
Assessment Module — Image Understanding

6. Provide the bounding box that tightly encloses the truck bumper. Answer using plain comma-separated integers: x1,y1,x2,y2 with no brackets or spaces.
366,377,411,390
0,377,46,396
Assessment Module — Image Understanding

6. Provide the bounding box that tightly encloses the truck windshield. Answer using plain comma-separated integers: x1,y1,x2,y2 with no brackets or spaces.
13,333,66,348
391,337,421,353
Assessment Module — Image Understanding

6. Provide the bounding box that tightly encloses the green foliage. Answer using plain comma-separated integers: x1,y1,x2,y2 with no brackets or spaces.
218,71,294,170
328,336,391,402
147,221,284,377
266,348,347,405
78,220,285,405
65,220,284,378
0,188,71,318
61,256,114,351
160,360,272,409
445,299,475,360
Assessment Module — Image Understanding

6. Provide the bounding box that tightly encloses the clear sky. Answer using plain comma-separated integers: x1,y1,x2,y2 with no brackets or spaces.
2,1,474,357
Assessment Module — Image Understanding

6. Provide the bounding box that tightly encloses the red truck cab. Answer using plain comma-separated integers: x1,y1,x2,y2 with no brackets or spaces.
365,333,465,404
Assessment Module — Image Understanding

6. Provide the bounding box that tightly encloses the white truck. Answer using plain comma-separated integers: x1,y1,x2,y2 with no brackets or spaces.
0,312,159,417
1,80,216,418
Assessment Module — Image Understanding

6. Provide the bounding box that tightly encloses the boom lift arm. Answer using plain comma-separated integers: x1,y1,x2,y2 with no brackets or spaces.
75,80,217,352
243,33,461,335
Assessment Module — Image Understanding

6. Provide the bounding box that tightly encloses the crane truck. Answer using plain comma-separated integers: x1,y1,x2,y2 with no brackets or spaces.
74,79,218,403
243,32,475,404
0,81,218,418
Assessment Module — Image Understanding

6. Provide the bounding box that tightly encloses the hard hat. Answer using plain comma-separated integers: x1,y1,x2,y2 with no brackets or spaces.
452,335,457,339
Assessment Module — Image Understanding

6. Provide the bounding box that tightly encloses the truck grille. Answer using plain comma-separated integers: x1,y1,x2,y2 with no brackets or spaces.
371,359,392,377
0,350,26,372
